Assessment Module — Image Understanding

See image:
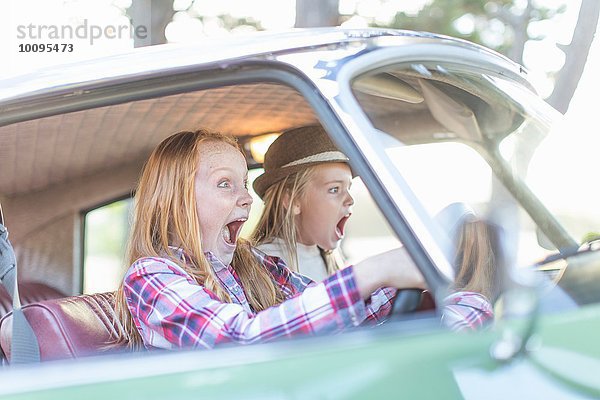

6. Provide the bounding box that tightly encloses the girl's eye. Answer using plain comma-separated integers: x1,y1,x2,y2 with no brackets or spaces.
328,187,339,194
217,180,231,188
244,180,249,190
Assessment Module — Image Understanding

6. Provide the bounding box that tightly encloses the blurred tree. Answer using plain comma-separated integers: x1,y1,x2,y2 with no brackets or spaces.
127,0,263,42
214,15,263,31
546,0,599,113
129,0,174,46
295,0,340,27
373,0,556,64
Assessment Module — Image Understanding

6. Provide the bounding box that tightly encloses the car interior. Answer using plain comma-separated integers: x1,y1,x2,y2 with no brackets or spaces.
0,73,435,363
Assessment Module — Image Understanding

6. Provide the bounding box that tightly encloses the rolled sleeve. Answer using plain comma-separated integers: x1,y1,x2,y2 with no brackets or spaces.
364,287,397,324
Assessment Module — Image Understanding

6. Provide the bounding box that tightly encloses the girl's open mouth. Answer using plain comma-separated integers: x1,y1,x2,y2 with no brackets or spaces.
335,214,351,240
222,219,246,245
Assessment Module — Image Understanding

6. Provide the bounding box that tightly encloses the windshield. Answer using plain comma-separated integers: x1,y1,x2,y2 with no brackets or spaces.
349,61,600,309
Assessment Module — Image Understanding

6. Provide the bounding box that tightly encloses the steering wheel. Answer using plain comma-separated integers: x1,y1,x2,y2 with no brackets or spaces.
391,288,424,315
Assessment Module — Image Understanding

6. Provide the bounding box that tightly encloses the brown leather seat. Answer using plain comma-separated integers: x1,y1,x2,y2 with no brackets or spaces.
0,281,66,320
0,292,129,362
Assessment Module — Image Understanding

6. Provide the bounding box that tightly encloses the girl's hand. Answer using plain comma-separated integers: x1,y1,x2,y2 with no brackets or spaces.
353,247,426,299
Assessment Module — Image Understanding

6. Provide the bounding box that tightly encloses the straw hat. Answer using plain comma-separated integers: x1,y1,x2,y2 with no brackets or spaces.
253,125,353,199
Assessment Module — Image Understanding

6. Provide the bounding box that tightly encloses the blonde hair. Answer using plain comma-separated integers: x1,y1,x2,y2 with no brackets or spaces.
251,166,340,275
116,129,284,349
452,219,499,302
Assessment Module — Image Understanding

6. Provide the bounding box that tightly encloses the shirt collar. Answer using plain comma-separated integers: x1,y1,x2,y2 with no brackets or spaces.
269,237,321,256
204,251,229,272
168,246,230,273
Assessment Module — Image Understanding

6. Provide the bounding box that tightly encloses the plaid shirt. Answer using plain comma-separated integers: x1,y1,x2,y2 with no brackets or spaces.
123,247,397,350
441,291,494,331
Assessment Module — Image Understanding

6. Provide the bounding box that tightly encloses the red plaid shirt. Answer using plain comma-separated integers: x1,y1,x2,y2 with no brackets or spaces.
123,247,397,350
442,291,494,331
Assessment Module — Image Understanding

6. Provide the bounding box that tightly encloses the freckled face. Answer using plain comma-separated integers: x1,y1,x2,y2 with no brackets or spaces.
295,163,354,251
194,142,253,265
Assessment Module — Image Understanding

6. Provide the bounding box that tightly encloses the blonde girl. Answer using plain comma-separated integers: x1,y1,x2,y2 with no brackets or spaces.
252,126,354,281
116,129,424,350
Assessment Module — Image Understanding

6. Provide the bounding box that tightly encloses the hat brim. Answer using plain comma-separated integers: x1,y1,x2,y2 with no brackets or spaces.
253,160,357,199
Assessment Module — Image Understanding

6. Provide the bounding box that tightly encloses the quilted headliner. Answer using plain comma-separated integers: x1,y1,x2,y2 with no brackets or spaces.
0,83,317,197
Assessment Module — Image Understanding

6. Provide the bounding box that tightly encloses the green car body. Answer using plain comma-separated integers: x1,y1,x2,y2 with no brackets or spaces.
2,305,599,399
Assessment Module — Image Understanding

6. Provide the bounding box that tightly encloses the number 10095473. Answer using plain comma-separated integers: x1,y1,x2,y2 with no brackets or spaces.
18,43,74,52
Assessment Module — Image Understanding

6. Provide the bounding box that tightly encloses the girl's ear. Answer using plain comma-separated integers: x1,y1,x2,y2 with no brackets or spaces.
282,190,302,215
292,202,301,216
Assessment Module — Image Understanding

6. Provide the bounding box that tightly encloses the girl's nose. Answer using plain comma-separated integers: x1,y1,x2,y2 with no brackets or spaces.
345,191,355,207
239,189,253,208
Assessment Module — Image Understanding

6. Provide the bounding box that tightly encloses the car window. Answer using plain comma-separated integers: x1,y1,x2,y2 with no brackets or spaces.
83,198,131,294
239,168,266,240
385,141,549,267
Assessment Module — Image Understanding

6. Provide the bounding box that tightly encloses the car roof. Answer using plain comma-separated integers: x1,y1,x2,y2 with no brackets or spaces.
0,27,509,103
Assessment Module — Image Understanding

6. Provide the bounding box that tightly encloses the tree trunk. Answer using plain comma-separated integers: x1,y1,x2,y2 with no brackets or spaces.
129,0,174,47
507,0,533,64
295,0,340,27
547,0,600,113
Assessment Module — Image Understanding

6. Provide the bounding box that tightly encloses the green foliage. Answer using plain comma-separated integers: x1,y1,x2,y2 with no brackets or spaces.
85,199,131,257
205,14,264,31
218,14,264,31
369,0,566,60
582,232,600,244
